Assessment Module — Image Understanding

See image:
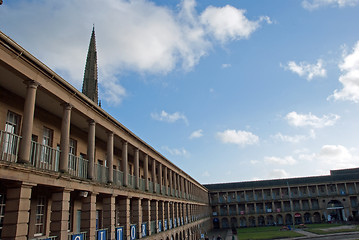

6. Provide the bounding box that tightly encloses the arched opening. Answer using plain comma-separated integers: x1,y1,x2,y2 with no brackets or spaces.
285,214,293,225
304,212,311,224
266,215,274,226
295,213,302,224
230,217,238,228
258,216,265,226
239,217,247,227
248,216,256,227
313,212,321,223
213,218,220,229
222,217,229,228
327,200,344,222
276,214,283,225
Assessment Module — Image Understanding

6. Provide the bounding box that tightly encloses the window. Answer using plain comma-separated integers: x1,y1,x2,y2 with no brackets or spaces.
40,127,53,163
68,139,77,171
69,139,77,156
35,196,47,236
96,210,102,230
3,111,21,154
0,193,5,238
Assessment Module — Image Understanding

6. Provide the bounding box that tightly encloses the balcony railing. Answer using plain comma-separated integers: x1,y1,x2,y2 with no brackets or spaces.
68,154,88,179
0,130,21,163
30,141,60,172
113,169,123,186
95,164,108,184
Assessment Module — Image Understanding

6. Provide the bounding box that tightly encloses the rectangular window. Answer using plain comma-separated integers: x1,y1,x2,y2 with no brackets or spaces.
40,127,53,163
69,138,77,155
35,196,46,236
96,210,102,230
3,111,21,154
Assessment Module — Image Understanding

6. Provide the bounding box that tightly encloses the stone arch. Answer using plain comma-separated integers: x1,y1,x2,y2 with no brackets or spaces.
222,217,229,228
248,216,256,227
239,216,247,227
258,215,265,226
304,212,311,224
230,217,238,228
285,214,293,225
313,212,321,223
327,200,344,221
266,215,274,226
276,214,283,225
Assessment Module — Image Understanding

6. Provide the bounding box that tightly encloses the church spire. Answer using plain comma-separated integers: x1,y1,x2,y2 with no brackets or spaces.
82,26,98,104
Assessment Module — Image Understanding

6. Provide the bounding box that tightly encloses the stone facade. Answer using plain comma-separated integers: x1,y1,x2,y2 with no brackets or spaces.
0,30,210,240
205,168,359,229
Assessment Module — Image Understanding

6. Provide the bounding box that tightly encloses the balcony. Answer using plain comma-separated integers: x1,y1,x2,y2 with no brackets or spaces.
0,130,21,163
30,141,60,172
68,154,88,179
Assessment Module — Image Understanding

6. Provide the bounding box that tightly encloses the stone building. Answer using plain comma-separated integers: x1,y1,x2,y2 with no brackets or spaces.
0,29,210,240
205,168,359,229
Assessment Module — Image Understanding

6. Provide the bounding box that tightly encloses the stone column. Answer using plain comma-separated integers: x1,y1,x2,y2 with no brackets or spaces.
169,170,173,196
59,103,72,173
119,197,130,238
142,199,151,236
177,175,181,198
122,141,128,187
173,173,177,197
144,155,149,191
158,201,164,231
152,159,156,193
164,166,168,195
150,200,158,233
158,163,163,194
107,132,114,183
131,198,142,238
18,80,39,164
87,120,96,180
2,183,34,240
103,195,115,240
81,192,97,240
50,188,71,240
134,149,139,189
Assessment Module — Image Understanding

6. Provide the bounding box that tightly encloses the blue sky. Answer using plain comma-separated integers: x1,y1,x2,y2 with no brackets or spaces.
1,0,359,184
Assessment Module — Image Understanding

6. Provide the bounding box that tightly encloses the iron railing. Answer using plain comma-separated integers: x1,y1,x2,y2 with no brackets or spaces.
30,141,60,172
68,154,88,179
0,130,21,163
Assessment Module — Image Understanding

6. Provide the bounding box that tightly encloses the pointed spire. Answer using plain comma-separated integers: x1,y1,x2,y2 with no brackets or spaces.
82,26,98,104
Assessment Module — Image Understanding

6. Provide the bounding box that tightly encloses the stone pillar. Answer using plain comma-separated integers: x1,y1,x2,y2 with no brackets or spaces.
131,198,142,238
164,166,168,195
150,200,158,233
169,170,173,196
144,155,149,191
173,173,177,197
18,80,39,163
177,175,181,198
59,103,72,173
134,149,139,189
142,199,151,236
87,120,96,180
122,141,128,187
158,163,163,194
103,195,115,240
2,183,34,240
107,132,114,183
158,201,164,231
119,197,130,238
81,192,97,240
152,159,156,193
50,189,71,240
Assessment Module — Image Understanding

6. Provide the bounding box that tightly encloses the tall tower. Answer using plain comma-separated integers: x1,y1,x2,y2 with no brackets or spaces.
82,26,98,104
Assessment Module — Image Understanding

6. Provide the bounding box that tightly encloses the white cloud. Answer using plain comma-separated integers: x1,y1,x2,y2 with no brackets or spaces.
0,0,268,105
221,63,232,68
151,110,188,125
281,59,326,81
267,169,289,179
200,5,271,43
202,171,210,177
301,145,359,170
189,129,203,139
162,146,189,157
330,41,359,102
217,129,259,146
302,0,359,10
285,111,340,128
272,130,316,143
264,156,297,165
